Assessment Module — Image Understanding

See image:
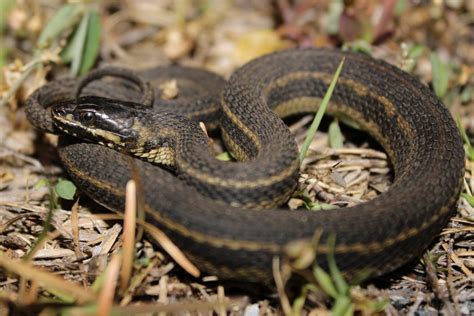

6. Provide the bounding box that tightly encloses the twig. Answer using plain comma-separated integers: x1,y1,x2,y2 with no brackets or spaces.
97,253,121,316
71,199,88,287
446,240,461,316
0,61,39,108
273,257,292,316
0,47,61,108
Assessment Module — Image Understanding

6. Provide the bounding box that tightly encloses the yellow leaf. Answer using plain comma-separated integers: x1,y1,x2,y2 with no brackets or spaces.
234,29,287,64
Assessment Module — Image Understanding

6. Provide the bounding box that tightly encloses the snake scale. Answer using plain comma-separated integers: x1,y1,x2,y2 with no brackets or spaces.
26,48,465,284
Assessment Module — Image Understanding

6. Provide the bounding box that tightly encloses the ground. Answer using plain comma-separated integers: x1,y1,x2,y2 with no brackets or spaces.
0,0,473,315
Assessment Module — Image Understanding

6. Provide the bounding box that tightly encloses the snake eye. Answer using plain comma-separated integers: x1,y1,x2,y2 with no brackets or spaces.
79,111,96,125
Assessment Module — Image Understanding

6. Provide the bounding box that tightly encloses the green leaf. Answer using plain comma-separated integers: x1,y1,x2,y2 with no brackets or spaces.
329,119,344,149
300,58,345,162
407,44,425,60
456,116,473,161
60,11,99,66
349,268,373,285
42,288,76,304
0,0,16,22
394,0,408,15
326,235,349,294
70,13,90,77
461,193,474,207
291,284,322,315
367,298,388,312
59,304,98,315
291,293,306,316
430,53,450,99
331,296,353,316
307,201,336,211
336,113,361,130
90,273,105,294
460,86,472,104
60,32,77,63
294,189,335,211
401,44,426,73
55,179,77,200
469,148,474,162
324,0,343,35
0,0,15,66
0,45,8,71
216,152,233,161
313,266,339,299
79,10,101,75
34,178,50,190
344,40,372,54
136,257,151,266
37,4,82,48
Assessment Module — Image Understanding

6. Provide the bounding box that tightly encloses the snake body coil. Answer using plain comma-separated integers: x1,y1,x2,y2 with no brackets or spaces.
26,48,465,284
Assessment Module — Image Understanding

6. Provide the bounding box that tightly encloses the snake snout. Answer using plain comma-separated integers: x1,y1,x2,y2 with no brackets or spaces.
52,105,68,117
51,100,75,118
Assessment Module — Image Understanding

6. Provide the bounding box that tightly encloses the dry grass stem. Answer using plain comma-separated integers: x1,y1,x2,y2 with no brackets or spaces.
0,251,95,303
97,253,121,316
120,180,137,293
141,221,200,278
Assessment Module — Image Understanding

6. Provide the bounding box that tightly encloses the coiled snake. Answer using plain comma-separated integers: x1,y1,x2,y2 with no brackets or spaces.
26,48,465,284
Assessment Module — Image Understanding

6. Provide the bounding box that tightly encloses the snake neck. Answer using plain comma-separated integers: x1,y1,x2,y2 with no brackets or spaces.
131,110,300,209
130,113,213,168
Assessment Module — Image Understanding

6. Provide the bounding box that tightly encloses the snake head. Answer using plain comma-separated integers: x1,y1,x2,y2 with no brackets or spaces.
51,96,140,149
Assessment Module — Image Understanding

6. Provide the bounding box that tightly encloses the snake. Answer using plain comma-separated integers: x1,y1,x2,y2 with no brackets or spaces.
25,48,465,285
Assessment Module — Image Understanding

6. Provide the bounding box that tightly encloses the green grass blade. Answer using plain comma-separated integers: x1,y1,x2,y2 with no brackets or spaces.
461,193,474,207
70,12,90,77
326,235,349,294
401,43,425,73
324,0,343,35
456,116,474,161
328,119,344,148
331,296,353,316
0,0,15,70
299,58,345,162
37,4,82,48
79,10,101,75
60,31,77,63
291,287,308,316
34,178,50,190
307,201,335,211
430,53,450,99
313,266,339,299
